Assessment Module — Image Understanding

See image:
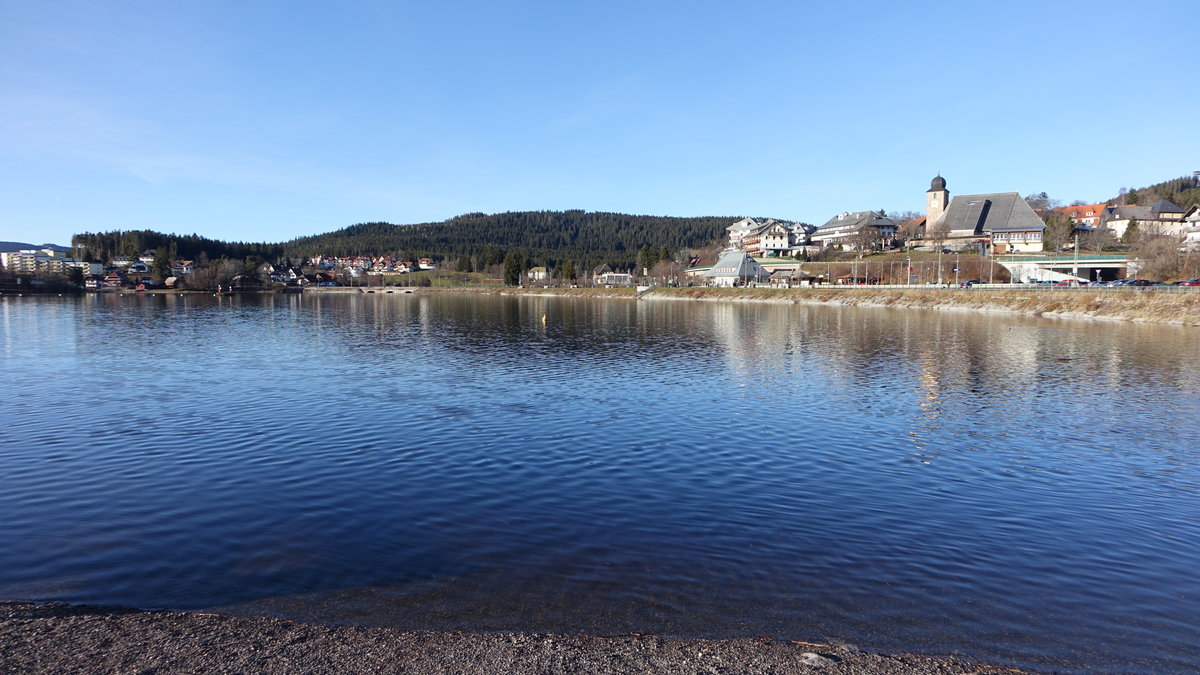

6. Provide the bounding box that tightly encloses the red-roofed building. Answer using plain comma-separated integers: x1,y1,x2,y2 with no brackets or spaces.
1053,204,1108,228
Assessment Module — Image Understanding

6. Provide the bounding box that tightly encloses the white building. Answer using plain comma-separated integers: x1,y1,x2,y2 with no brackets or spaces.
1100,199,1188,239
726,217,810,257
811,211,897,250
1,248,97,274
703,250,770,287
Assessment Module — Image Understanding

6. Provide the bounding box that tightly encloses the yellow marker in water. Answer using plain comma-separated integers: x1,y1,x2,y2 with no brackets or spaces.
541,314,546,325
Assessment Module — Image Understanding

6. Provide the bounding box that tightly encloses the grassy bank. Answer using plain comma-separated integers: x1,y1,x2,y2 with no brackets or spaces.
315,285,1200,325
645,286,1200,324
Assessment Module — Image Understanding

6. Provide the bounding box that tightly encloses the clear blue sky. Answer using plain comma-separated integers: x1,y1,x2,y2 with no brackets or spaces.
2,0,1197,246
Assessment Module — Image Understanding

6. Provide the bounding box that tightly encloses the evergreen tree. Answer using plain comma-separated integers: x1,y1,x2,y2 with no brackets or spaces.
1121,220,1141,245
502,251,525,286
636,245,653,274
152,248,172,279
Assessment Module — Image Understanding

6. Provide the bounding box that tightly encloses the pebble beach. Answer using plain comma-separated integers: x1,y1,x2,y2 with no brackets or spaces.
1,602,1034,674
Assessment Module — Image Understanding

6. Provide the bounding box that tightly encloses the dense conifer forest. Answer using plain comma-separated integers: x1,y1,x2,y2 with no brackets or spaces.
70,230,282,266
72,211,741,271
281,211,738,266
1108,175,1200,209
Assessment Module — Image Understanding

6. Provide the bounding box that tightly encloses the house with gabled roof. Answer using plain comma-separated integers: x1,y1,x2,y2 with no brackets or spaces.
812,211,897,250
726,217,810,256
1053,203,1107,229
1182,204,1200,251
703,250,770,287
1100,198,1187,239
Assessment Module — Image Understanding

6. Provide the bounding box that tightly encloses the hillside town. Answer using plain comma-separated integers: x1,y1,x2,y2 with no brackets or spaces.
5,174,1200,292
695,174,1200,287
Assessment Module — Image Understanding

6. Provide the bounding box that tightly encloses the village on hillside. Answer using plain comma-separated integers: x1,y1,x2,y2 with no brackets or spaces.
692,174,1200,288
5,174,1200,292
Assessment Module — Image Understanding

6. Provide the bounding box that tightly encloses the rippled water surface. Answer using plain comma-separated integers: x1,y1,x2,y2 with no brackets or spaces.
3,292,1200,672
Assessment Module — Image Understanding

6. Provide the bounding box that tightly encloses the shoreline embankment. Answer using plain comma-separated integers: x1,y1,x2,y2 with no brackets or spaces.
19,284,1199,325
0,602,1041,674
395,285,1200,325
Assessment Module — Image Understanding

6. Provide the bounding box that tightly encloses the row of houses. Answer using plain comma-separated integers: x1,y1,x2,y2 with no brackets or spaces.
725,210,903,257
1,248,103,275
724,176,1200,261
1088,199,1199,240
307,255,436,275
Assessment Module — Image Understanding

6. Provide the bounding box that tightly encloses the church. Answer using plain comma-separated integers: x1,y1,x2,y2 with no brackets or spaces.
921,175,1046,254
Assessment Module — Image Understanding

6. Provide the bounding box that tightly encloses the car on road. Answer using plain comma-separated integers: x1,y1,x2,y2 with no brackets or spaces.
1175,279,1200,286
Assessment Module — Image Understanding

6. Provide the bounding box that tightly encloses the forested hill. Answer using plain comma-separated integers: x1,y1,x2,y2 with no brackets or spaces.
280,211,740,267
1108,175,1200,209
1,242,70,252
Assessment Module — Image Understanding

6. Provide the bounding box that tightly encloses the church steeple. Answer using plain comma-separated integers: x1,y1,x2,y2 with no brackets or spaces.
926,174,949,226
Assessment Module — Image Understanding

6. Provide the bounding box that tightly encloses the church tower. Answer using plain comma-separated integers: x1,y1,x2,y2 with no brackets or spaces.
927,174,949,226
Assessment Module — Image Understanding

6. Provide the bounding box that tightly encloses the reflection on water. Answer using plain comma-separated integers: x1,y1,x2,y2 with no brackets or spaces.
2,292,1200,673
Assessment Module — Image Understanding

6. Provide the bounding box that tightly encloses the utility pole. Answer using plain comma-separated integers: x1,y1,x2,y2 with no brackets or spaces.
1072,231,1079,280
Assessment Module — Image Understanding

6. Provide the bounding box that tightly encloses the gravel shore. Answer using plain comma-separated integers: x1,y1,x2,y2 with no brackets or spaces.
1,602,1033,674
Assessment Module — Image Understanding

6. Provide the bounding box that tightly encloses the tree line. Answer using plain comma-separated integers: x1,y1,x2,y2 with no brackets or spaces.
71,230,283,265
1110,175,1200,209
282,210,735,271
70,211,737,275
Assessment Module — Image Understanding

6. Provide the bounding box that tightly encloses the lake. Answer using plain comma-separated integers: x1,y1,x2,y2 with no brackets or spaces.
2,291,1199,672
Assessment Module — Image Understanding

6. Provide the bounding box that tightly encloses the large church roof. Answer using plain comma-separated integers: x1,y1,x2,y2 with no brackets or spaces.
935,192,1045,234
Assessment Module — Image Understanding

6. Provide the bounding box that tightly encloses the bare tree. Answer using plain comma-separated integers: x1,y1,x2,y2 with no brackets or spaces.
187,257,241,291
1079,228,1118,252
1042,212,1075,252
896,217,925,248
926,221,949,252
847,225,882,254
1136,236,1184,280
1024,192,1061,211
650,258,683,285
